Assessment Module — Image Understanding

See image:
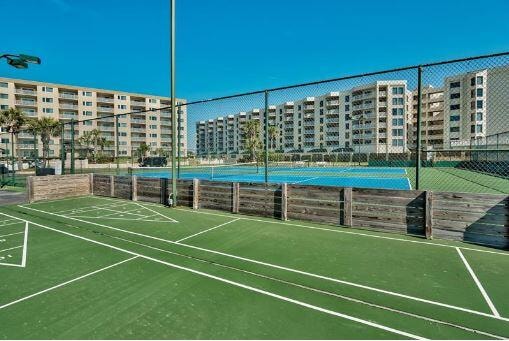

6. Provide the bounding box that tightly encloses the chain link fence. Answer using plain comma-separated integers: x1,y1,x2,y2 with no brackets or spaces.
1,52,508,196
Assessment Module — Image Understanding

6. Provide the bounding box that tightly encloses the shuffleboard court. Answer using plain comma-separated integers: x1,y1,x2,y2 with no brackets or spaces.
1,195,508,339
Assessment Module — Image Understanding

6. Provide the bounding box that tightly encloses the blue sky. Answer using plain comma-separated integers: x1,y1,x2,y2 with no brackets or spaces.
1,0,508,101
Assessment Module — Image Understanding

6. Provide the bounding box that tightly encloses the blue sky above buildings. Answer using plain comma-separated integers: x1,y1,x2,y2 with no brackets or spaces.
0,0,508,101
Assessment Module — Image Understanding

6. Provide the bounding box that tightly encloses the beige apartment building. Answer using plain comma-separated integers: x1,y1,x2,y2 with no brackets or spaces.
0,77,187,159
196,81,410,157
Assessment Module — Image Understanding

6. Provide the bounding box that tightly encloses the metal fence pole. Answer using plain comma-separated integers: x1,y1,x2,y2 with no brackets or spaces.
115,115,120,174
70,119,75,174
170,0,177,207
415,66,423,190
33,131,37,163
60,123,65,174
177,107,181,178
264,90,269,183
10,132,15,183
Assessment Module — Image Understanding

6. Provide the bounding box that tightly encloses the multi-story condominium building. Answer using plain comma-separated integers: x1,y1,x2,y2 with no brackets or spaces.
408,86,445,149
196,81,410,157
0,77,187,158
443,67,509,148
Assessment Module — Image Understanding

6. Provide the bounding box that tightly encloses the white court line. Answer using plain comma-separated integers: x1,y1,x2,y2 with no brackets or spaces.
292,177,320,184
17,205,509,322
0,256,138,310
92,196,507,257
406,178,412,190
21,222,28,268
176,218,241,243
456,247,500,317
172,207,509,257
97,231,507,339
133,202,178,223
69,215,170,223
0,232,24,238
0,221,25,228
0,245,22,254
0,212,423,340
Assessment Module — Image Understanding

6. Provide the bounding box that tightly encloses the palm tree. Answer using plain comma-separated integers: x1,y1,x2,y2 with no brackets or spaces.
0,108,27,168
268,125,278,149
137,143,150,163
97,137,112,154
26,117,61,167
78,131,93,160
243,119,261,162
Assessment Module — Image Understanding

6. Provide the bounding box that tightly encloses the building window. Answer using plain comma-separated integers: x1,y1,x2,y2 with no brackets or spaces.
43,108,54,114
392,129,404,136
42,86,53,92
82,91,92,96
450,127,460,132
476,112,483,121
450,115,460,121
150,133,157,138
0,94,8,99
0,82,7,88
392,87,404,95
0,105,8,110
470,77,475,86
298,105,301,110
345,95,350,102
450,93,460,99
392,118,404,126
319,101,323,107
392,98,404,105
150,125,157,129
117,95,126,100
477,76,483,85
345,105,349,111
450,81,460,89
476,100,483,109
83,101,92,106
118,104,127,109
392,139,403,146
150,116,157,121
83,121,92,126
43,97,53,103
476,88,483,97
392,108,403,116
149,99,157,103
82,111,92,116
450,104,460,110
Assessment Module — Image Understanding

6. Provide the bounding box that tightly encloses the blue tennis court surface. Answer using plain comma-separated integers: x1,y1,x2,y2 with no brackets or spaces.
129,166,412,190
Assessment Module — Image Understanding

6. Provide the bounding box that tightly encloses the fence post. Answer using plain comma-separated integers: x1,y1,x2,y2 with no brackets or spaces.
415,66,423,190
281,183,288,221
115,115,120,174
425,191,433,239
132,175,138,201
161,178,169,205
264,90,269,183
70,119,75,174
232,182,240,213
192,178,199,209
89,173,94,195
60,123,65,175
109,175,114,197
343,187,352,227
26,176,34,203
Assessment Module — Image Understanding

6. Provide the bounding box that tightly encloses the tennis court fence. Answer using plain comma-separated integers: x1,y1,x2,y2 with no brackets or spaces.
24,173,509,249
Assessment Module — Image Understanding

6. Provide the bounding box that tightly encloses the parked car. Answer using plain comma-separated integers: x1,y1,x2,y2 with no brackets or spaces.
138,157,167,167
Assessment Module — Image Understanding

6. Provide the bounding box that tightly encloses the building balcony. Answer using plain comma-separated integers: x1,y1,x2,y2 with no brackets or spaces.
97,106,114,113
97,97,114,103
60,103,78,110
131,101,146,106
15,89,37,96
15,100,37,107
59,93,78,100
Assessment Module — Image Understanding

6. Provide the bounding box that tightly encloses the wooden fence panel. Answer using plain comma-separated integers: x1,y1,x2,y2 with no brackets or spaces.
113,176,132,200
352,188,426,236
432,191,509,249
136,177,163,204
287,184,343,225
93,174,111,197
176,179,193,208
29,174,91,203
199,180,233,212
239,183,281,218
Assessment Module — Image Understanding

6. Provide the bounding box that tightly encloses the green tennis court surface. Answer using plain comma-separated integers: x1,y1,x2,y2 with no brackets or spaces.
1,196,508,339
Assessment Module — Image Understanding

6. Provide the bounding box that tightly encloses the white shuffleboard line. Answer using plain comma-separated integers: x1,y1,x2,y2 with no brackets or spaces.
456,247,500,317
15,205,509,323
176,218,240,243
0,212,423,340
0,256,138,310
0,245,23,253
134,202,178,223
0,231,24,238
21,222,28,268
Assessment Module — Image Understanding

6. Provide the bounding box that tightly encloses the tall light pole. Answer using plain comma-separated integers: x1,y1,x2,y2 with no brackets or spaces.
170,0,177,207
